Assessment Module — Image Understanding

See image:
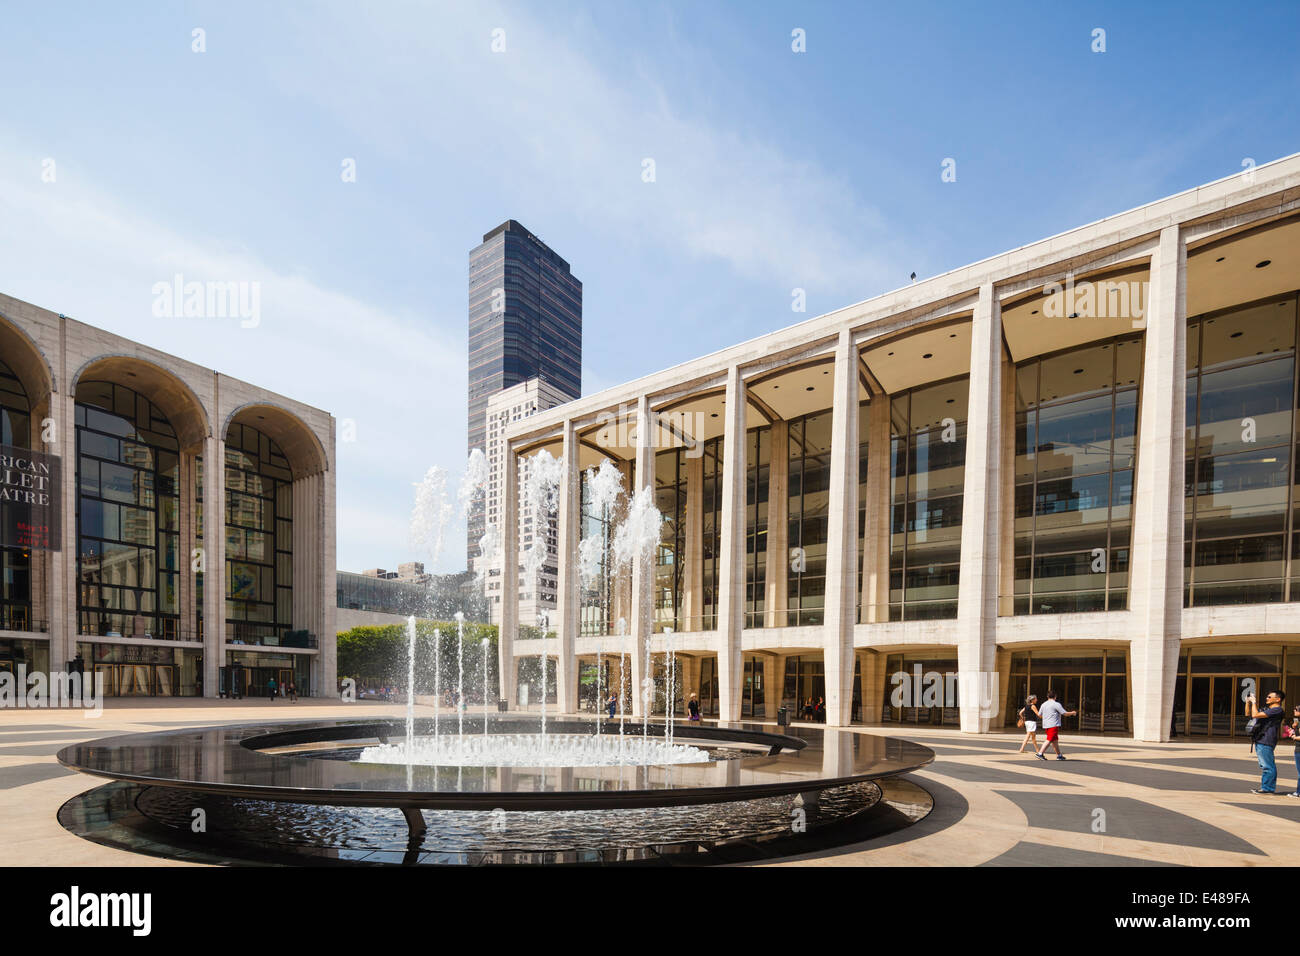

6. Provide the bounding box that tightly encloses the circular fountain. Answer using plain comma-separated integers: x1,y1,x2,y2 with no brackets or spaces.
56,716,934,865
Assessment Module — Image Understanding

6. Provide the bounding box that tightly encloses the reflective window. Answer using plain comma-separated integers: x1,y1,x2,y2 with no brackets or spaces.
0,359,32,631
76,381,180,639
1185,294,1298,606
788,413,830,625
889,378,967,620
1014,336,1141,614
225,424,293,644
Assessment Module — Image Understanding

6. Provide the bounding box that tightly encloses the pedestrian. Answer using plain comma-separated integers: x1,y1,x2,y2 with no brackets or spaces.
1245,690,1286,794
607,692,617,719
687,692,701,722
1035,690,1076,760
802,698,814,721
815,697,826,723
287,681,297,702
267,677,277,700
1017,694,1042,754
1288,704,1300,798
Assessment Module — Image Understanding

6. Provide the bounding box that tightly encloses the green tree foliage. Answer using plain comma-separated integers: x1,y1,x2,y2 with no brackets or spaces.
337,621,499,697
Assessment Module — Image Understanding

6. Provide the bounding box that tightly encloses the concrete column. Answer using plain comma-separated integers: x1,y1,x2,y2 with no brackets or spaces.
823,330,860,727
683,453,704,632
319,424,337,697
860,396,891,622
555,419,579,713
760,653,778,720
858,650,885,723
27,396,49,639
994,645,1013,727
629,396,654,718
201,433,225,698
498,442,519,707
715,367,747,721
956,283,1002,733
765,419,789,628
1129,226,1187,742
612,459,633,634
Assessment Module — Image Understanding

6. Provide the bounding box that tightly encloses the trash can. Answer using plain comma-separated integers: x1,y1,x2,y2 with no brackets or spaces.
497,699,508,712
777,705,789,728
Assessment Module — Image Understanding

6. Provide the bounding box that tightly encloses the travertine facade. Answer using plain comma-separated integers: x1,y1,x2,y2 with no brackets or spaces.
498,154,1300,741
0,294,336,697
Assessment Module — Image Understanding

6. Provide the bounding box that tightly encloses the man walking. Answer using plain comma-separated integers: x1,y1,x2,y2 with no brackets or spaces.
1035,690,1077,761
1246,690,1286,794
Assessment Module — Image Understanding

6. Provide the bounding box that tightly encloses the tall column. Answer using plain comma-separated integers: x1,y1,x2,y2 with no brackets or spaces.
998,354,1016,617
177,450,195,642
760,653,778,720
1129,226,1187,742
823,330,860,727
860,396,891,622
715,368,747,722
683,453,704,632
956,283,1002,733
765,419,789,628
319,424,337,697
202,433,225,698
555,419,579,713
612,459,633,633
858,650,885,723
498,441,519,707
629,397,654,718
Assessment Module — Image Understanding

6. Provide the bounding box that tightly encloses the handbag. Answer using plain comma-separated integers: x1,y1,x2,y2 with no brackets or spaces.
1283,723,1296,739
1016,711,1025,729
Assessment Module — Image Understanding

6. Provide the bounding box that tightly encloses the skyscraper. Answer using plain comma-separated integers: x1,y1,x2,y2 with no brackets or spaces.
467,220,582,565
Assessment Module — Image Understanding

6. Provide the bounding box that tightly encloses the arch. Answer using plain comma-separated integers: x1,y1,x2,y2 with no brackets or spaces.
223,403,328,479
72,354,210,449
0,311,55,408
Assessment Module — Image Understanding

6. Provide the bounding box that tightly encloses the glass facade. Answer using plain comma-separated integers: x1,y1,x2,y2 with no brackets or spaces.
889,377,968,620
1184,294,1299,605
75,381,181,640
225,423,293,645
1004,650,1129,734
787,412,832,626
1013,336,1140,613
654,448,687,632
701,436,722,630
578,468,615,636
0,358,32,631
745,427,771,628
882,653,960,726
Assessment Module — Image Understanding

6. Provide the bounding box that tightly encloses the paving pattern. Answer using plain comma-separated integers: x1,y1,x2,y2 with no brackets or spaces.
1,701,1297,866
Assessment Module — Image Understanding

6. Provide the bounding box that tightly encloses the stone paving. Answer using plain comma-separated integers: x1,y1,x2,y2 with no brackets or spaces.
1,700,1296,866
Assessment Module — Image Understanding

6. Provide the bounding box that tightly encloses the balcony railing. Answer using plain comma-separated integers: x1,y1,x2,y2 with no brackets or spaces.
0,605,46,633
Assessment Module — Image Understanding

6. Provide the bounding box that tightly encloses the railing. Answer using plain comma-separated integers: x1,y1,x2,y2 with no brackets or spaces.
226,626,317,649
0,605,47,633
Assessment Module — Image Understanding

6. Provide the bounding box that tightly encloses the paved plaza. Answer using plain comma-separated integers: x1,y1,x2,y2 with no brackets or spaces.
1,700,1296,867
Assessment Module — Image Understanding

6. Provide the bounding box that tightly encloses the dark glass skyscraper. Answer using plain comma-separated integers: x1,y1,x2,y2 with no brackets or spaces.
467,220,582,564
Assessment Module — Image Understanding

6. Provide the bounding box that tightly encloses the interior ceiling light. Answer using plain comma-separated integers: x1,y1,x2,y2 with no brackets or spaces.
922,353,933,359
1216,256,1225,263
1257,260,1272,268
1230,331,1243,338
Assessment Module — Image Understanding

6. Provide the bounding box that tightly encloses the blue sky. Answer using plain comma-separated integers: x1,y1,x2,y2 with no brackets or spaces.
2,0,1297,573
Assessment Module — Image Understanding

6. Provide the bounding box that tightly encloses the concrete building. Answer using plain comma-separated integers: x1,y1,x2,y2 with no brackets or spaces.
0,293,336,697
482,378,571,628
467,221,582,566
498,154,1300,741
336,565,488,630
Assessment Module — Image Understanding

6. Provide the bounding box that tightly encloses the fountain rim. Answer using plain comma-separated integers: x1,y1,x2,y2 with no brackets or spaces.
56,716,934,812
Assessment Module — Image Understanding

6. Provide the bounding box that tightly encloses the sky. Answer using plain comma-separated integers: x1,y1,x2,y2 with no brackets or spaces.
1,0,1297,574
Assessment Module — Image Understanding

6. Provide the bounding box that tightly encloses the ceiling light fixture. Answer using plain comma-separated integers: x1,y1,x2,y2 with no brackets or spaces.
1257,260,1272,268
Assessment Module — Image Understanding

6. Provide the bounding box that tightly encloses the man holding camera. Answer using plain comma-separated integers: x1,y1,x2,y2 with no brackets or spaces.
1245,690,1286,794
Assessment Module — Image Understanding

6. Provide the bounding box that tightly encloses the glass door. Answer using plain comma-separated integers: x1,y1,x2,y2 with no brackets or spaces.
154,665,175,697
1210,677,1233,736
1189,677,1210,735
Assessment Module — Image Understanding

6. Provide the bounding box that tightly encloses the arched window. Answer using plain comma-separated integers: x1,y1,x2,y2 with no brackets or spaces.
225,423,293,644
0,358,32,630
75,380,181,639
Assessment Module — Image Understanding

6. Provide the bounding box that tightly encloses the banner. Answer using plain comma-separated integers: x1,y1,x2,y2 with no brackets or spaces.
0,443,61,551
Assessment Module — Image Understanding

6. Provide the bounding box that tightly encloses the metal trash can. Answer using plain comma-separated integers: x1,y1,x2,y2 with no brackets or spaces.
777,706,789,728
497,699,508,712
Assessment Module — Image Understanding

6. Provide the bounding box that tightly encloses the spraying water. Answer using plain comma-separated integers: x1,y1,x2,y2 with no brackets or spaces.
455,611,466,739
405,616,417,758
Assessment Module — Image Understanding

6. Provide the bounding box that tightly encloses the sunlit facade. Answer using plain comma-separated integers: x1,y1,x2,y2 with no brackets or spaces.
0,294,336,697
498,154,1300,742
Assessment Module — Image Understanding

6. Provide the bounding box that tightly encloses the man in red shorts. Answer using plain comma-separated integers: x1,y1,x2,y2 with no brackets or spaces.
1035,690,1078,761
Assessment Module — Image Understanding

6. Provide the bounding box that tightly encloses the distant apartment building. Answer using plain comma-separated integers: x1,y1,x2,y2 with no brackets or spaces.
482,378,571,628
336,562,488,629
466,220,581,567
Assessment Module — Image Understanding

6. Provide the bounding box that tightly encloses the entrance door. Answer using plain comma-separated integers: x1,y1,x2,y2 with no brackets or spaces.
154,665,176,697
1210,677,1233,736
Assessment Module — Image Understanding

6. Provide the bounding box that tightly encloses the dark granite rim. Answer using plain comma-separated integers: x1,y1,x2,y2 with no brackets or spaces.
56,716,935,811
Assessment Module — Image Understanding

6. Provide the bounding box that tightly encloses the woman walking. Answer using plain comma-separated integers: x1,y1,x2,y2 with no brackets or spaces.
1017,694,1041,754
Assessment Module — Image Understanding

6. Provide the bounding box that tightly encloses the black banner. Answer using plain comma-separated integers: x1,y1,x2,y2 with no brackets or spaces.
0,443,60,551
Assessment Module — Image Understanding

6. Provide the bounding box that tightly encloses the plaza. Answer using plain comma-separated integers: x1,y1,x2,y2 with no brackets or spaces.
2,699,1295,867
